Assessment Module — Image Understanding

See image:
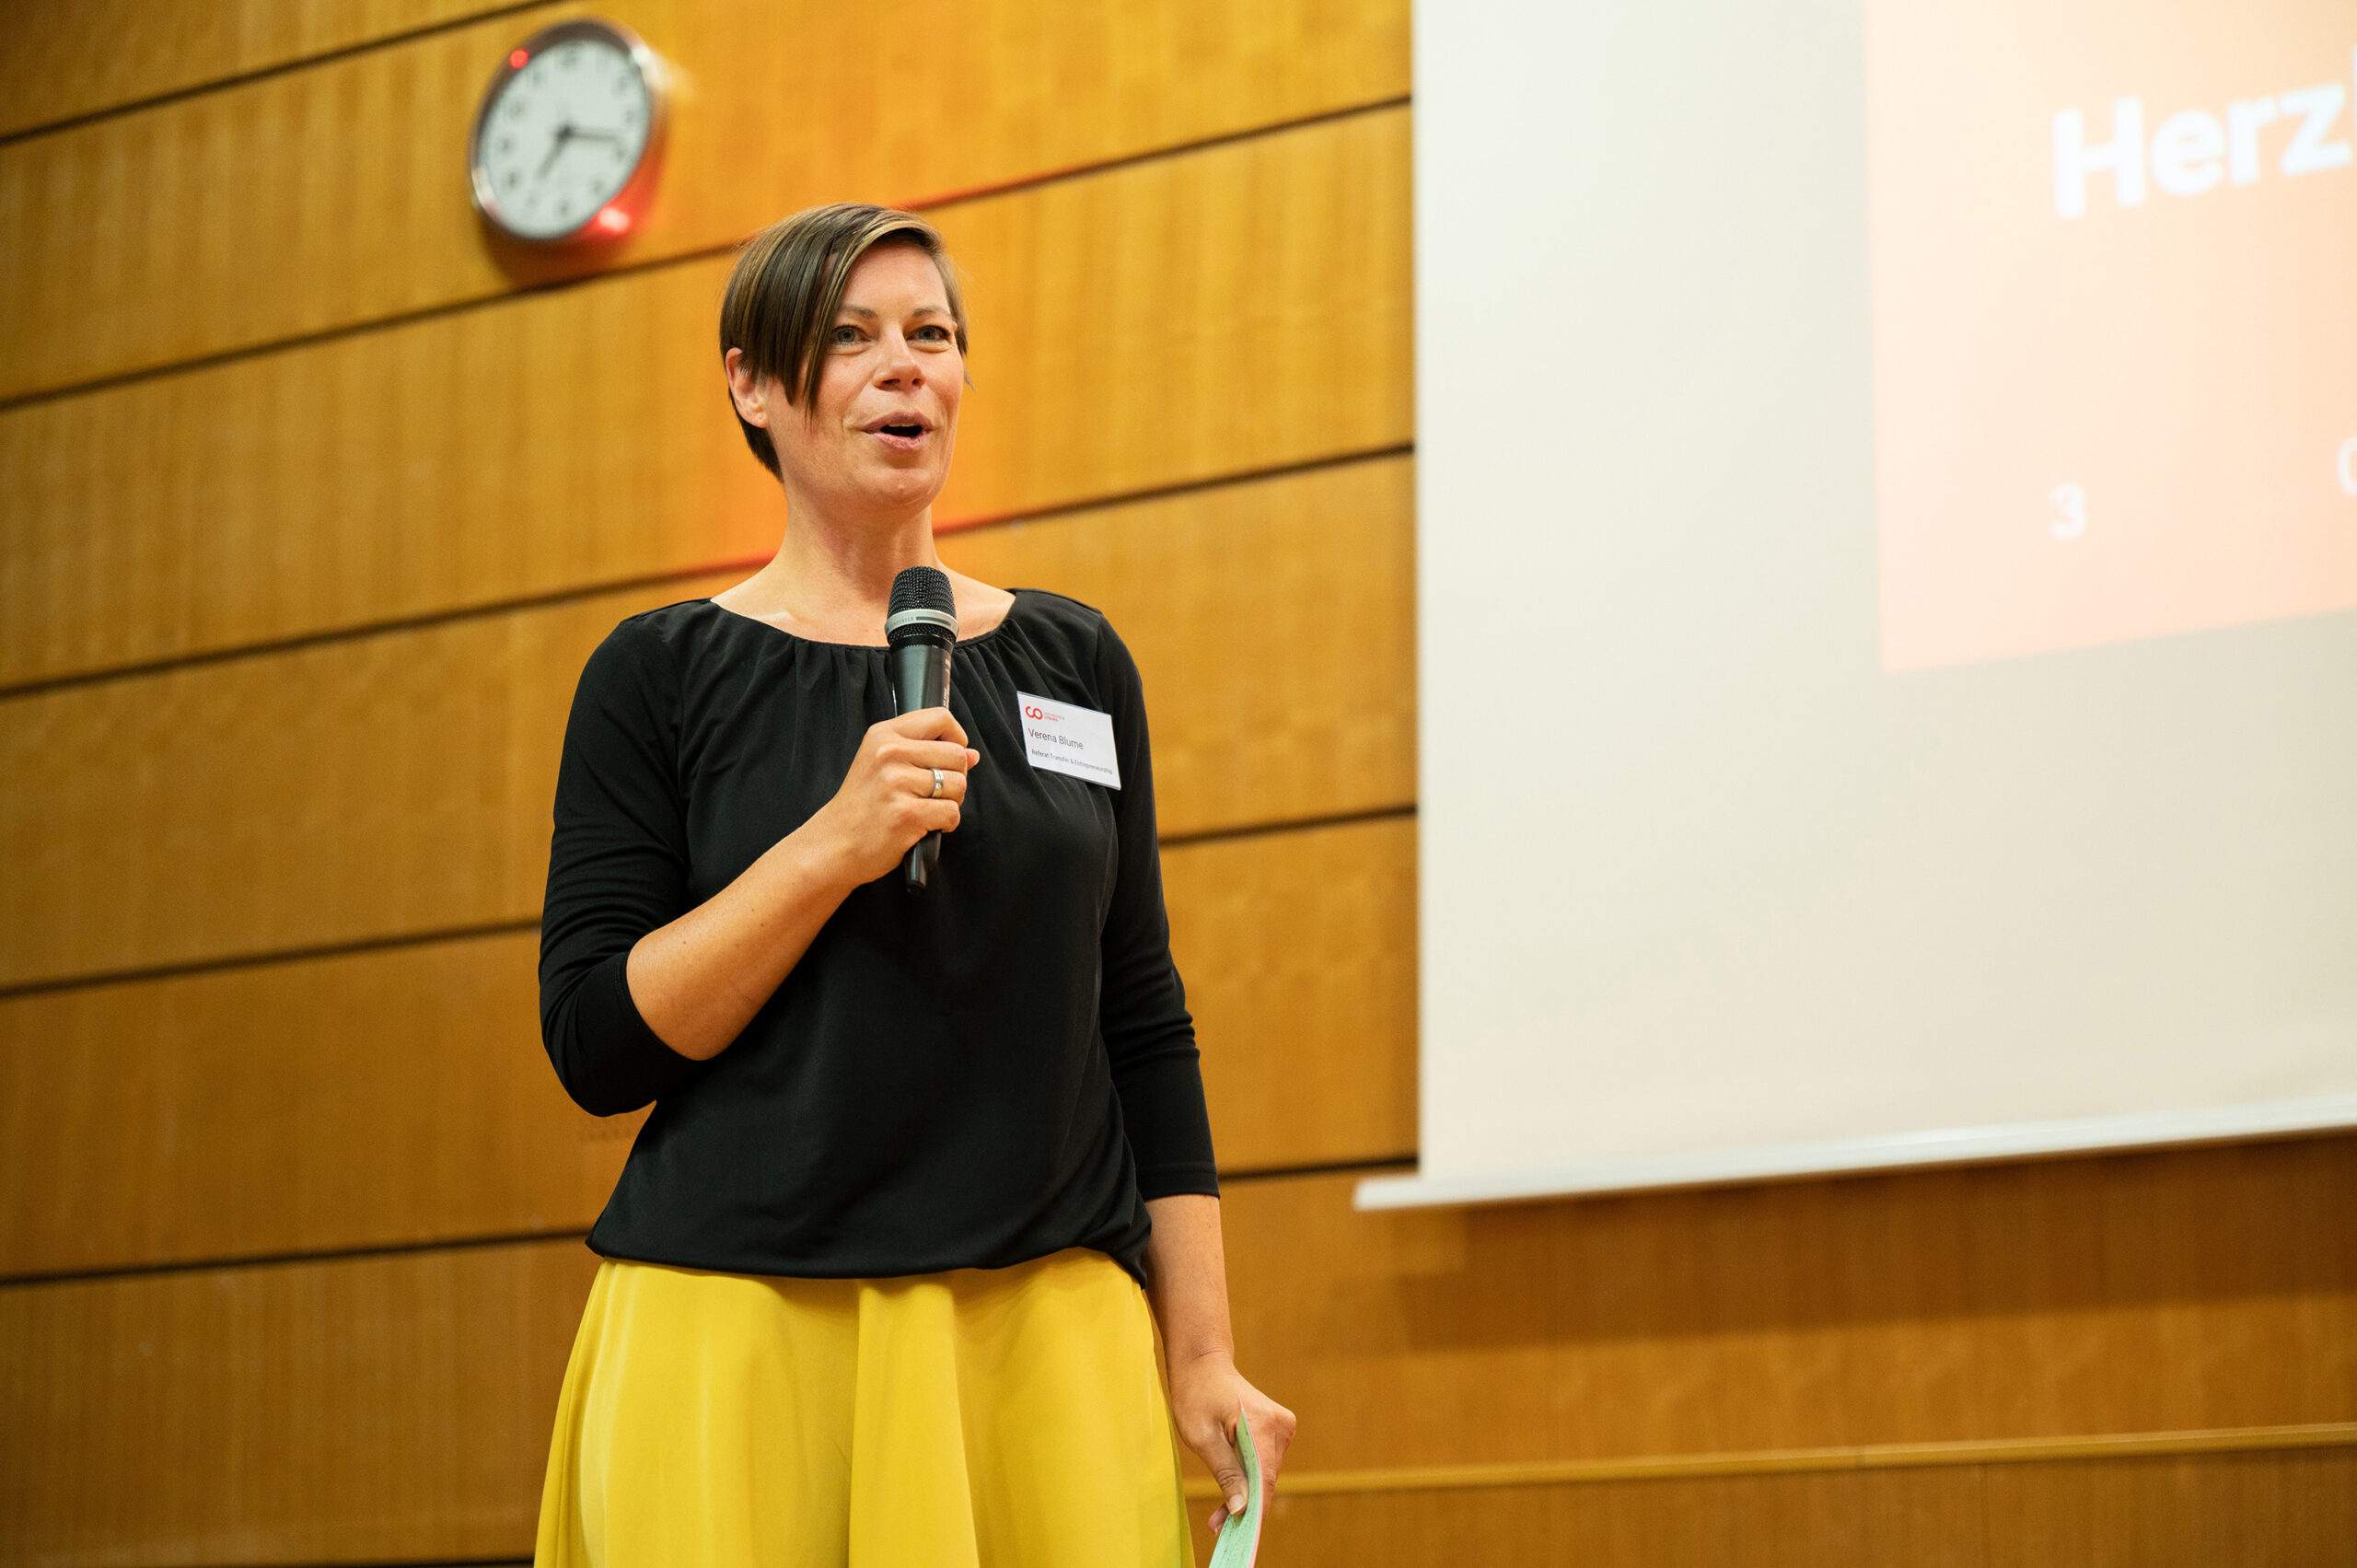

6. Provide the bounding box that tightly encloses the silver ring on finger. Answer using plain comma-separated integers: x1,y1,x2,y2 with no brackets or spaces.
929,767,944,799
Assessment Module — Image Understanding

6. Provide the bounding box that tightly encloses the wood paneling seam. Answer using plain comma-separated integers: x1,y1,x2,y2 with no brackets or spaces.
936,442,1414,536
1162,804,1416,851
0,444,1414,705
0,809,1410,1000
0,1154,1424,1289
0,0,566,152
1177,1423,2357,1499
0,1227,594,1294
104,1560,532,1568
0,918,541,1005
868,92,1409,217
0,97,1412,416
1221,1155,1416,1186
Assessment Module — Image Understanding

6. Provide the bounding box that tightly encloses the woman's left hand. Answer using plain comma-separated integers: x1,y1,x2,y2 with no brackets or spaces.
1167,1350,1296,1534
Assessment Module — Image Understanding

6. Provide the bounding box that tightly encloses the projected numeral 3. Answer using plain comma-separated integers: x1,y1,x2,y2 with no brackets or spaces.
2048,482,2088,541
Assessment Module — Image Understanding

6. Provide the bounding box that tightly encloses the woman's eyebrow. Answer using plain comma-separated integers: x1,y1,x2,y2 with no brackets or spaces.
836,303,951,321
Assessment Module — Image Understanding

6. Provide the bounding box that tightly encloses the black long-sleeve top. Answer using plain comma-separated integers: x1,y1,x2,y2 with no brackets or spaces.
539,590,1218,1286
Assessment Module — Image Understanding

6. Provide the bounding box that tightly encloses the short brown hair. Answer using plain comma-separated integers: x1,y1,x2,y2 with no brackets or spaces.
718,203,969,477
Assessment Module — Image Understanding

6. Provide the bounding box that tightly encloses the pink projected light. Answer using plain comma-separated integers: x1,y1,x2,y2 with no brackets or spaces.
1867,0,2357,670
508,48,529,68
594,206,633,235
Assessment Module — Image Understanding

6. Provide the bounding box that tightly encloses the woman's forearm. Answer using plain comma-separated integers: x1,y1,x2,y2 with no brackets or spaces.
1144,1193,1237,1366
623,707,974,1062
624,819,862,1061
1145,1192,1297,1524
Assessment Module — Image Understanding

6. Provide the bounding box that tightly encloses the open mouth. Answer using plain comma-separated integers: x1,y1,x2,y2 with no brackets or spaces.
865,415,930,449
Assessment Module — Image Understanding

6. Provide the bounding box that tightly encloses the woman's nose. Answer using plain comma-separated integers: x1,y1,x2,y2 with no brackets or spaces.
877,331,923,383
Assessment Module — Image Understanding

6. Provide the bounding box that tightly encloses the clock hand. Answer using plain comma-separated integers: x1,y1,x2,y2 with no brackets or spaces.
538,123,576,178
569,127,624,143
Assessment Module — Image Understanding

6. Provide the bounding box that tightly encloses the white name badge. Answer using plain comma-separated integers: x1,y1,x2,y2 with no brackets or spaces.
1016,691,1121,789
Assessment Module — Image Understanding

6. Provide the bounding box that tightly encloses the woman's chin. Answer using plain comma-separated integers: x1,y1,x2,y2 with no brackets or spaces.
786,452,953,526
844,467,947,519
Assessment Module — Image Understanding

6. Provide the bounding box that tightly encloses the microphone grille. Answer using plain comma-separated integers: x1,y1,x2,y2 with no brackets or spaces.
889,565,957,619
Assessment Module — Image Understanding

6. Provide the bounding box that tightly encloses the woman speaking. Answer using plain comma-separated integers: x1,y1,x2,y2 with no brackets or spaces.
531,202,1295,1565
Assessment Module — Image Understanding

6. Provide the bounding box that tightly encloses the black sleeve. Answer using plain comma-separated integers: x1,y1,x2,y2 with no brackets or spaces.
538,617,699,1116
1094,621,1221,1199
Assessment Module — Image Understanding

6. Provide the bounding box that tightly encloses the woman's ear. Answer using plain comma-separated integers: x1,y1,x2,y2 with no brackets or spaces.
724,347,770,429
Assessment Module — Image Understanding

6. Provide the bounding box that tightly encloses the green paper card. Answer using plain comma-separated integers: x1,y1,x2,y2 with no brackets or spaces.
1206,1407,1263,1568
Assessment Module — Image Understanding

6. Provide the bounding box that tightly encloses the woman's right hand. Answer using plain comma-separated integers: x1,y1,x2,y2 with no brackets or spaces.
809,708,978,886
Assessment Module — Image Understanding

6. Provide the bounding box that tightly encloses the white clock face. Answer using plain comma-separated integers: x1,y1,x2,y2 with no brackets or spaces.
473,31,655,241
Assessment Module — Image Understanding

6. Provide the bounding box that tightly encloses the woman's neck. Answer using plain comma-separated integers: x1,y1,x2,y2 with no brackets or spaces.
713,493,1012,645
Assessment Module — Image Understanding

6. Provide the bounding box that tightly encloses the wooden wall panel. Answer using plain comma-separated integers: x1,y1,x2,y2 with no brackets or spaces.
0,254,770,691
6,1172,2349,1567
0,0,1409,401
0,817,1407,1280
1,0,507,139
1257,1450,2357,1568
0,1238,596,1568
929,109,1413,527
1260,1468,1987,1568
939,454,1415,837
1216,1146,2357,1474
0,583,643,990
0,932,631,1282
0,111,1411,691
1977,1449,2357,1568
0,460,1410,989
1165,816,1416,1176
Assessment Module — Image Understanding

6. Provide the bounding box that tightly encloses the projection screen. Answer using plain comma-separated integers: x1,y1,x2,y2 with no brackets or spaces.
1361,0,2357,1209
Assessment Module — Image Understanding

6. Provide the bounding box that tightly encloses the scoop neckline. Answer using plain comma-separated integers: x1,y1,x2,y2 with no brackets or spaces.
701,587,1028,651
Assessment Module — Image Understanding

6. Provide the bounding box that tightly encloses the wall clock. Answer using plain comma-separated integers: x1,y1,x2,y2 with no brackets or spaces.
469,18,668,245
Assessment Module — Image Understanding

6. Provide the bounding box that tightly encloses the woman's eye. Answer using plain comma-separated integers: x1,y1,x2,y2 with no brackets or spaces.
913,325,951,343
831,325,862,346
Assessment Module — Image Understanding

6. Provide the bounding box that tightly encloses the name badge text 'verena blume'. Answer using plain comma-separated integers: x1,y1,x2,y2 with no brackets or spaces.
1015,691,1121,789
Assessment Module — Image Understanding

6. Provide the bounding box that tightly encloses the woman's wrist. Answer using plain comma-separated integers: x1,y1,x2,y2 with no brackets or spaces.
770,805,866,903
1168,1342,1238,1374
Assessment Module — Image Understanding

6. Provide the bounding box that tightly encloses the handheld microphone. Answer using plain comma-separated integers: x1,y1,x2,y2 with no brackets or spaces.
886,566,958,891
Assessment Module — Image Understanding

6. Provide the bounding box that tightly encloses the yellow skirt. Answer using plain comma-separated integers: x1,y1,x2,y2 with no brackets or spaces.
533,1248,1195,1568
